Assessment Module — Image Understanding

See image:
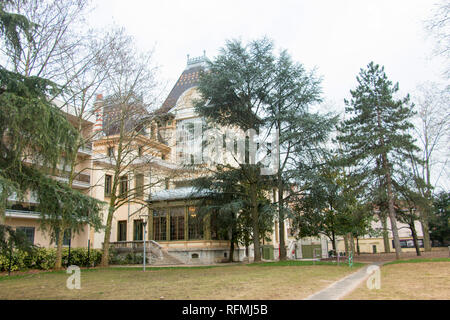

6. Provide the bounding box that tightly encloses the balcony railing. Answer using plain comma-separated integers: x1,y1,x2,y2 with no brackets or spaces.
5,209,40,219
78,143,93,155
51,168,90,184
110,241,146,249
74,173,90,184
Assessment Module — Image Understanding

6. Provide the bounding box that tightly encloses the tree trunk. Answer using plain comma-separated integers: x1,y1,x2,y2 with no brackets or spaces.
55,153,77,270
420,215,432,252
229,239,235,263
349,234,356,255
331,232,336,254
0,208,5,224
381,213,391,253
344,234,349,256
278,177,287,260
229,224,235,263
250,184,261,262
409,219,421,256
383,153,402,260
423,152,433,252
376,103,401,259
356,237,360,255
101,202,116,266
54,226,65,270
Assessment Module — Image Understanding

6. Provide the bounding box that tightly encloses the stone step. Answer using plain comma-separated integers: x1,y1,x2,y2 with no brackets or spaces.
147,249,185,266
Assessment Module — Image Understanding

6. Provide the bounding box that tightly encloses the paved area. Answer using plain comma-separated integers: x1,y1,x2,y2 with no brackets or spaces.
304,262,384,300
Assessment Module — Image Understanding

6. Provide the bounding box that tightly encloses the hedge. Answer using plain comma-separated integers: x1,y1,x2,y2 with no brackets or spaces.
0,247,104,272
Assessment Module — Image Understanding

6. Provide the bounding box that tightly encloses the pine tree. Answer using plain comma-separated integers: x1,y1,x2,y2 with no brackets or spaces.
0,3,103,261
337,62,419,260
265,50,335,260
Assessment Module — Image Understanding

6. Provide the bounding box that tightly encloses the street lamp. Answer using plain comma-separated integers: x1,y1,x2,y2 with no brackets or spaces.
140,213,149,271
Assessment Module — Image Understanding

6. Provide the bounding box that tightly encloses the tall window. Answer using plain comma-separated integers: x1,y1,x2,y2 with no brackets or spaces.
119,175,128,198
170,207,185,241
133,220,144,241
165,178,170,190
188,207,203,240
117,221,127,242
176,118,204,164
55,228,71,246
135,174,144,198
153,209,167,241
16,227,35,245
107,146,115,157
105,174,112,197
211,211,226,240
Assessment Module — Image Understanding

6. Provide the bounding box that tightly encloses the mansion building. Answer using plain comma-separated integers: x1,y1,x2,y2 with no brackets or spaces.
4,54,424,264
4,54,291,264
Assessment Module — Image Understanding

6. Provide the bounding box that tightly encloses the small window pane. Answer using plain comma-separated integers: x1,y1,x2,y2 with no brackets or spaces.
16,227,35,245
105,175,112,196
170,207,185,241
118,221,127,241
188,207,203,240
134,220,144,241
153,209,167,241
135,174,144,198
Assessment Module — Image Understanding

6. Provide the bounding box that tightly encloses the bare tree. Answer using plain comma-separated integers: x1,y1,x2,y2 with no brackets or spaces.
409,82,450,251
426,0,450,78
95,31,180,267
0,0,109,269
48,29,133,270
0,0,91,82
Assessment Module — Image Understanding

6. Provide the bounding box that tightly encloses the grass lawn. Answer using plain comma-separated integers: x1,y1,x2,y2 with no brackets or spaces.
345,259,450,300
0,262,362,300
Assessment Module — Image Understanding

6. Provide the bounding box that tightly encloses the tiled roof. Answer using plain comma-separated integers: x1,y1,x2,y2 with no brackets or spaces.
155,65,204,115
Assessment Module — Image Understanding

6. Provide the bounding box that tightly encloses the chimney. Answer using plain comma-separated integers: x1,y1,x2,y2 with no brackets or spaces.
94,94,104,137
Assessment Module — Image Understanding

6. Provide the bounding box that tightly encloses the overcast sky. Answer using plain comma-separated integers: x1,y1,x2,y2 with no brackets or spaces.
89,0,447,111
87,0,448,190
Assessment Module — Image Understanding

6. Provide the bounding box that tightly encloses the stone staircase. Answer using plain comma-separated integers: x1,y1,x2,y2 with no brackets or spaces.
110,240,185,266
147,240,185,266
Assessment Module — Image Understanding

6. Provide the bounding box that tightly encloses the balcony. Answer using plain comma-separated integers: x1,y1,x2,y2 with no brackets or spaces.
53,172,91,189
5,209,40,220
78,143,93,156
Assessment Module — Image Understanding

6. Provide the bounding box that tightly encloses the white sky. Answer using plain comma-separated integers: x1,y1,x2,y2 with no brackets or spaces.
89,0,447,110
88,0,449,190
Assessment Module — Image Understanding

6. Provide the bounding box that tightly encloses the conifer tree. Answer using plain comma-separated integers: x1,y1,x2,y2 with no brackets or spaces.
265,50,335,260
0,2,103,262
195,38,275,261
192,165,275,262
337,62,419,260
